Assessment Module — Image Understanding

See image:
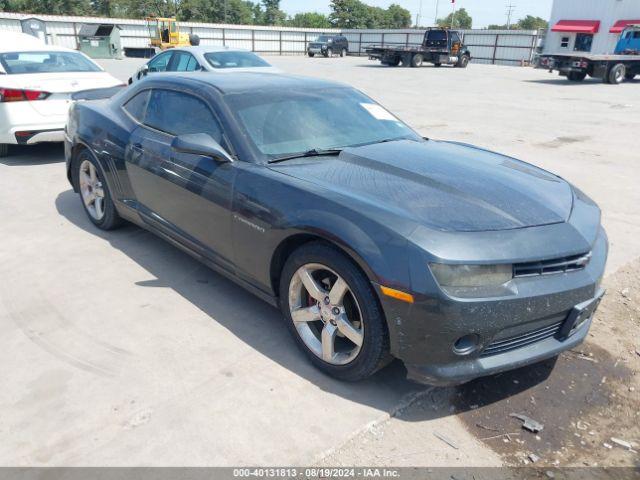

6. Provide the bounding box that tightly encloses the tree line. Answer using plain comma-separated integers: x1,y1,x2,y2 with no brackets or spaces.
0,0,413,29
435,8,548,31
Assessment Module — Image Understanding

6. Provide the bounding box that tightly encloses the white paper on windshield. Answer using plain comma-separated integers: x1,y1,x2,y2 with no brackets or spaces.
360,103,398,121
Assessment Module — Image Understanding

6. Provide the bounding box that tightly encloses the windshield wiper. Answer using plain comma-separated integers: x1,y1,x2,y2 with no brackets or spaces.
268,148,343,164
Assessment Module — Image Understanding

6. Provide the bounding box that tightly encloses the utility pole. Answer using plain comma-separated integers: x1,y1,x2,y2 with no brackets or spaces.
506,3,516,30
416,0,423,27
450,0,456,29
434,0,439,26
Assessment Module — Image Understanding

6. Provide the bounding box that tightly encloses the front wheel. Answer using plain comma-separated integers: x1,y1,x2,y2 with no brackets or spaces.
74,150,123,230
308,51,315,57
0,144,8,157
280,242,390,381
456,55,470,68
606,63,626,84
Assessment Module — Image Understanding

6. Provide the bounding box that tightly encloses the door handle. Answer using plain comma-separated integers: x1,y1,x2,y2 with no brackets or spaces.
130,143,144,161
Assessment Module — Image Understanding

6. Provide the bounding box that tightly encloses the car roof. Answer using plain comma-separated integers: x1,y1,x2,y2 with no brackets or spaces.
145,71,348,95
0,37,77,54
170,45,251,54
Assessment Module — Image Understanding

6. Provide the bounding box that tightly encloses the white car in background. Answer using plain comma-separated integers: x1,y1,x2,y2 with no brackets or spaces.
0,33,122,157
129,45,280,84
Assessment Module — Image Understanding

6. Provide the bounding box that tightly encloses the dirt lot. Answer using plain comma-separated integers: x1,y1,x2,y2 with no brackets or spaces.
1,56,639,469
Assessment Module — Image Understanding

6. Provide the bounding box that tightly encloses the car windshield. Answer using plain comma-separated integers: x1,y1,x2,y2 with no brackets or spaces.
316,36,332,42
427,31,447,42
0,51,102,75
204,51,270,69
225,87,421,160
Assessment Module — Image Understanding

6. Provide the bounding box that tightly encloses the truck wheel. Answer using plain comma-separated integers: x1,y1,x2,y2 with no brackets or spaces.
411,54,424,68
607,63,626,84
324,48,333,58
568,71,587,82
456,55,470,68
433,62,442,68
308,51,315,57
340,48,347,57
386,57,400,67
0,144,8,158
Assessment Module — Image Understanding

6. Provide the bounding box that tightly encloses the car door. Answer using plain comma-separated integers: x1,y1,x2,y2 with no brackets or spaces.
450,32,462,56
124,87,236,269
167,50,201,72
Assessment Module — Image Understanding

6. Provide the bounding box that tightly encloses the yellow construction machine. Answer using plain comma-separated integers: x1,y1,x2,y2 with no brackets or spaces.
124,17,199,58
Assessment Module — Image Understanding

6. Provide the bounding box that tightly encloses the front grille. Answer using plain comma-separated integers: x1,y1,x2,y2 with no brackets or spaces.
480,321,563,357
513,252,591,278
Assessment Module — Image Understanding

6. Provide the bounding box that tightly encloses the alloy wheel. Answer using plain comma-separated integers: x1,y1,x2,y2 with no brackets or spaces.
288,263,364,365
78,159,105,221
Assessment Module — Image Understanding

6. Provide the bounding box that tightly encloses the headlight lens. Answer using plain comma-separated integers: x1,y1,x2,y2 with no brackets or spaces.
429,263,513,288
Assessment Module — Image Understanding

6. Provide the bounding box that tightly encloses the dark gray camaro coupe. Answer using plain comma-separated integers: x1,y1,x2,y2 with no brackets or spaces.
65,72,607,385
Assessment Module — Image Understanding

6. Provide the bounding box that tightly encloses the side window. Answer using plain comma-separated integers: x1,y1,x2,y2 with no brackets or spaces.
170,51,200,72
148,52,172,72
451,32,461,44
560,36,570,48
144,89,223,142
123,90,150,122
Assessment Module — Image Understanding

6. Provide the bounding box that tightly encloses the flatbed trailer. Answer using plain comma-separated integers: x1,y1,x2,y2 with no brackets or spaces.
538,52,640,83
366,29,471,68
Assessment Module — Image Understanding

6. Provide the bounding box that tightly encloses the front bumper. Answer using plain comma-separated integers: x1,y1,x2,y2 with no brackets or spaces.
377,226,608,386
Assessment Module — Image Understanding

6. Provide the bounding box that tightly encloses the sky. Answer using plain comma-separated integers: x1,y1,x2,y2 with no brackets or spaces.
279,0,554,28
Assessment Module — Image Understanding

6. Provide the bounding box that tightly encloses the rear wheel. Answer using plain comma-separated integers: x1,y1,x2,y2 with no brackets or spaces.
568,71,587,82
0,144,8,158
308,51,315,57
411,53,424,68
383,56,400,67
324,48,333,58
606,63,626,84
74,150,123,230
340,48,347,57
279,242,390,381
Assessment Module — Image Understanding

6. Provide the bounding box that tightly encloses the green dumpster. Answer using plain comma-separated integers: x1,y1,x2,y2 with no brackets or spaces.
78,24,122,59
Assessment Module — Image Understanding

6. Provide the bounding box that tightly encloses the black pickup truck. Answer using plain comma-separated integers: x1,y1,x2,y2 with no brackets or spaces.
366,28,471,68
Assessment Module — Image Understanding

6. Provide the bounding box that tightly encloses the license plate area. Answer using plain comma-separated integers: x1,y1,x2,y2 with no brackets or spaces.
558,289,605,339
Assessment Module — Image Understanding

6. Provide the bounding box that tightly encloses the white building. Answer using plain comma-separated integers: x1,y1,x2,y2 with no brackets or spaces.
544,0,640,55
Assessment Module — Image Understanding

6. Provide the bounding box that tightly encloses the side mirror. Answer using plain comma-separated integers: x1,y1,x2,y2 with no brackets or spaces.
171,133,233,163
141,64,150,76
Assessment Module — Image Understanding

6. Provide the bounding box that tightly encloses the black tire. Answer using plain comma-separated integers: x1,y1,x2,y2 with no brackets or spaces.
456,55,470,68
279,242,390,381
385,56,400,67
73,149,123,230
324,48,333,58
568,71,587,82
0,144,8,158
607,63,626,84
340,48,347,57
411,53,423,68
308,51,315,57
188,34,200,46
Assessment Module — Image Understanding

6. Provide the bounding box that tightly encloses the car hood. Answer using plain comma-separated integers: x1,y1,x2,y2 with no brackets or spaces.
270,140,574,232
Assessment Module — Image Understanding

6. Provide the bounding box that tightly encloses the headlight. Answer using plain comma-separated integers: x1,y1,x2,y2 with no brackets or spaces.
429,263,513,288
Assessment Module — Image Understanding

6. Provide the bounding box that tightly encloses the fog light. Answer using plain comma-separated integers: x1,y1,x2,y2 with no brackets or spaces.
453,334,480,355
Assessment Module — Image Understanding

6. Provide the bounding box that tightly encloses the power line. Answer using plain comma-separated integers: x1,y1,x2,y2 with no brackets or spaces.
506,3,516,29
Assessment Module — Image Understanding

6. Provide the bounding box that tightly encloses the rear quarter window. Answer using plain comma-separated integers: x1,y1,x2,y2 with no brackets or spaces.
123,90,150,122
